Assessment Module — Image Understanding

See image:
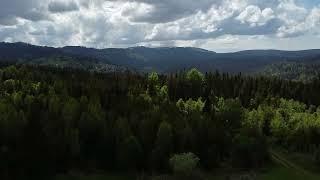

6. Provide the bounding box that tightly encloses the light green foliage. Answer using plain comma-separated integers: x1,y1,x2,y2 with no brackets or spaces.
244,105,275,135
176,98,205,114
185,98,205,113
279,98,307,113
147,73,168,102
186,68,204,83
159,85,169,102
170,152,200,177
31,82,41,94
270,111,288,141
148,72,160,96
186,68,205,98
176,98,186,113
148,72,159,84
244,98,320,152
244,109,263,130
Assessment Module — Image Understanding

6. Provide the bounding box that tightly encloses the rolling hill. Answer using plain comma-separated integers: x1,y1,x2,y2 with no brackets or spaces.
1,42,320,74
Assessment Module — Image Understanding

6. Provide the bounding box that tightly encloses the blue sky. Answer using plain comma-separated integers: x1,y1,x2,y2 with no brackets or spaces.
297,0,320,7
0,0,320,52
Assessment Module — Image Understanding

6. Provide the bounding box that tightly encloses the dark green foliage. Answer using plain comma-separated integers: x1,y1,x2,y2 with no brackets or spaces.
314,148,320,166
151,121,174,171
0,65,320,179
231,128,269,169
117,136,143,171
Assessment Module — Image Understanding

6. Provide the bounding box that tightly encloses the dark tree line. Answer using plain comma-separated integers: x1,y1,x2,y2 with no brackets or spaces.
0,65,320,179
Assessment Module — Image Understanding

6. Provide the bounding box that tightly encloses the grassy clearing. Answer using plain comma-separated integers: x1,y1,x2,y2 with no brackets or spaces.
258,149,320,180
276,148,320,173
258,164,317,180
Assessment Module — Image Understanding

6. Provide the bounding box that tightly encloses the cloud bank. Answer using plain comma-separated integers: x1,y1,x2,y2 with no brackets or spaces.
0,0,319,51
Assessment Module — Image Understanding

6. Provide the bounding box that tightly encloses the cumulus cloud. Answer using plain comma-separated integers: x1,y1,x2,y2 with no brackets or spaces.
236,6,275,26
112,0,216,23
0,0,319,51
144,0,281,41
277,7,320,37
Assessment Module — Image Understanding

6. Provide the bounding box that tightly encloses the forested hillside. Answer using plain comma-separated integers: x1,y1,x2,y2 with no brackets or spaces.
260,62,320,81
2,42,320,74
1,65,320,179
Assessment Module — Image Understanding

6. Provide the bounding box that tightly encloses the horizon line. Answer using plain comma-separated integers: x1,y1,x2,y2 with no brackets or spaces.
1,41,320,54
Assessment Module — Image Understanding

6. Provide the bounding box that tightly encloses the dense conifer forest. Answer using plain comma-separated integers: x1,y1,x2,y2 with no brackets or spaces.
1,64,320,179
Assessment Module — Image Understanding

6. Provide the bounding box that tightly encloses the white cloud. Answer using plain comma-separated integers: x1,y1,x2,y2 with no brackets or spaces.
0,0,319,51
110,0,216,23
277,6,320,38
236,6,275,26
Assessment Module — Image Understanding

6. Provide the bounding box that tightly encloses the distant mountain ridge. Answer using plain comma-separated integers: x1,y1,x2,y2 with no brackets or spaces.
1,42,320,73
